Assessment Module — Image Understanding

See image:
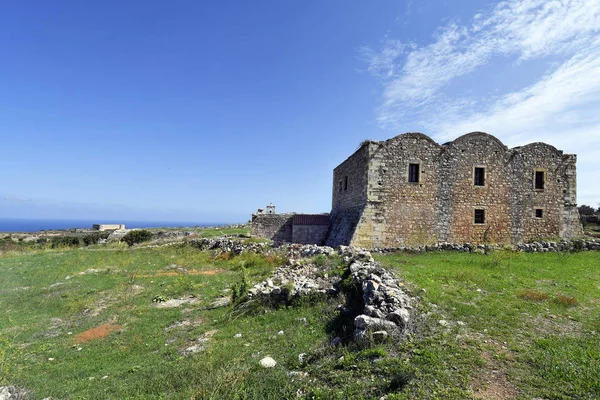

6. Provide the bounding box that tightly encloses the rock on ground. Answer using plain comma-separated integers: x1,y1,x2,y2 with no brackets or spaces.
259,356,277,368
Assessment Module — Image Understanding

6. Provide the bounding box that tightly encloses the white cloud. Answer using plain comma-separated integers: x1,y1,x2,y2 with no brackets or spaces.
364,0,600,204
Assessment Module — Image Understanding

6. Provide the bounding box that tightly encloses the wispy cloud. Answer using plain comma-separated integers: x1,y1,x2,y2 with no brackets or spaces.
363,0,600,205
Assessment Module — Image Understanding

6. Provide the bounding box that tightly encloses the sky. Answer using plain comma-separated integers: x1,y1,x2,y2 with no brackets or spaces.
1,0,599,224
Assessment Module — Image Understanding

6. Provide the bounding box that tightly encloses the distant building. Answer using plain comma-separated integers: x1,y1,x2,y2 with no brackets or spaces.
93,224,125,231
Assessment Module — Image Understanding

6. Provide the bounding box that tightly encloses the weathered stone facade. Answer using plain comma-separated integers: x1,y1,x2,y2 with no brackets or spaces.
327,132,583,248
251,213,295,243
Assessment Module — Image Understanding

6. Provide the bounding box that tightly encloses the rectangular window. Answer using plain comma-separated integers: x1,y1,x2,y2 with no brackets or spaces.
339,181,342,192
344,176,348,191
408,163,420,183
474,167,485,186
535,209,543,218
535,170,545,190
474,209,485,224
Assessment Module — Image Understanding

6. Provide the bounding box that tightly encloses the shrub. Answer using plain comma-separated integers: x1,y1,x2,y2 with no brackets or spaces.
50,236,81,248
121,230,153,247
231,266,249,304
82,231,110,246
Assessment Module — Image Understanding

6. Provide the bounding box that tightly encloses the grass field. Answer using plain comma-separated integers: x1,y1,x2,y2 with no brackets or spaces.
1,243,599,399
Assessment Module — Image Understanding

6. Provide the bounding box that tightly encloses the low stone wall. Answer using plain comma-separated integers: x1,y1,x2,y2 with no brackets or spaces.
186,236,600,256
372,238,600,253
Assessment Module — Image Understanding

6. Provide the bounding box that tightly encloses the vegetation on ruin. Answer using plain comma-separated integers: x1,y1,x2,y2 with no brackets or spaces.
0,237,598,399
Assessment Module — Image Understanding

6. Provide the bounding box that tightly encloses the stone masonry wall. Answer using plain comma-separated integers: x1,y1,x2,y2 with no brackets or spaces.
362,133,441,247
327,144,371,247
440,133,511,244
251,213,294,243
292,224,329,245
327,132,583,248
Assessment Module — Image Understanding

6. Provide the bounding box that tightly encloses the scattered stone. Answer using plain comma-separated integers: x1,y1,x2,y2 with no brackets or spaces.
372,331,389,341
234,333,242,338
165,320,191,330
259,356,277,368
0,386,28,400
298,353,307,363
331,337,342,346
210,296,231,308
287,371,308,378
153,297,199,308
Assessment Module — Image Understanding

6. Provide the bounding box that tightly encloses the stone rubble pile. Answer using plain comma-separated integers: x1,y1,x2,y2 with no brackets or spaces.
247,259,340,300
284,243,336,258
189,238,272,254
343,249,414,341
248,245,416,342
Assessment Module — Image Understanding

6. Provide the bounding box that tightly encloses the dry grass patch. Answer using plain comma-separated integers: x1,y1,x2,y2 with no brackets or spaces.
517,289,549,302
553,294,578,307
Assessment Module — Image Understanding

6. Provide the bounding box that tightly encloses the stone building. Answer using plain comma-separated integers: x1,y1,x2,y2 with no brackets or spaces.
93,224,125,231
326,132,583,248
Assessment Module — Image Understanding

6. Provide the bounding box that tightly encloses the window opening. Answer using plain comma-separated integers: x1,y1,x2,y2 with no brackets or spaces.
535,171,545,190
408,163,420,183
344,176,348,191
474,167,485,186
535,209,543,218
474,209,485,224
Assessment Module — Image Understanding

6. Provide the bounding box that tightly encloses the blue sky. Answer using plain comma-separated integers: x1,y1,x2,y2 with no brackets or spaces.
1,0,599,223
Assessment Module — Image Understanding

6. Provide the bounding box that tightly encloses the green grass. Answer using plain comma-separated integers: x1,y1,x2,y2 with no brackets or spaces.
374,250,600,399
196,225,251,238
1,246,599,399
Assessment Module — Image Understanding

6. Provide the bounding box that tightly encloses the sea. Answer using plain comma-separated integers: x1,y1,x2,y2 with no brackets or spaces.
0,218,226,233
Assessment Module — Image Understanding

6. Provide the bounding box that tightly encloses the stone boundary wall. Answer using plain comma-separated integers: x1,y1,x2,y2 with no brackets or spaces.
189,236,600,255
250,213,294,243
292,224,329,245
371,239,600,253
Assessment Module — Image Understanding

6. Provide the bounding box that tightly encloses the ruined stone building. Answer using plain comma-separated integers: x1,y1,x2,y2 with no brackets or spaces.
251,212,330,245
327,132,583,248
252,132,583,248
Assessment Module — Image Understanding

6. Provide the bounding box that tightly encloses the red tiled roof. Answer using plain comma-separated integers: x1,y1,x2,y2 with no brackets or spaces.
293,214,330,226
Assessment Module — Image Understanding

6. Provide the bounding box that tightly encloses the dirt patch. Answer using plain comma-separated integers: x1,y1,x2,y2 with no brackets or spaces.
138,269,224,278
74,324,120,343
471,342,519,399
474,376,519,400
526,314,581,337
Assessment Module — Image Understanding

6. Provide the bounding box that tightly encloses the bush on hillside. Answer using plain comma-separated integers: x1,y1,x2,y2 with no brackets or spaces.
121,230,153,247
50,236,81,248
81,231,111,246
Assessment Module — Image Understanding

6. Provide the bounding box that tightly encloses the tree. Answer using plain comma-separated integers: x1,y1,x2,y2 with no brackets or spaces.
121,230,153,247
578,204,595,216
